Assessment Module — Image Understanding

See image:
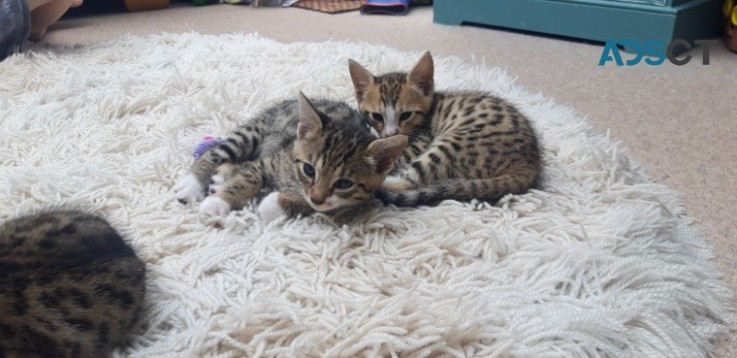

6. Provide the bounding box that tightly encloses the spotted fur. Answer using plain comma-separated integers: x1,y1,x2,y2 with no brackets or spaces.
0,209,146,358
348,52,542,206
175,92,407,223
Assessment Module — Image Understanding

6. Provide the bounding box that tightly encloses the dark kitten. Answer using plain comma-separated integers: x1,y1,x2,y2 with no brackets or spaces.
0,209,146,358
174,92,407,224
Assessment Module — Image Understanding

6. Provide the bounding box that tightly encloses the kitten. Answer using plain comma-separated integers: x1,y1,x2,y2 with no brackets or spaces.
0,209,146,358
173,92,407,224
348,52,542,206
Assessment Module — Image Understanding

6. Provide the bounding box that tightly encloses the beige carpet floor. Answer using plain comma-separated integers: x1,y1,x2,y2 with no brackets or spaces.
40,2,737,355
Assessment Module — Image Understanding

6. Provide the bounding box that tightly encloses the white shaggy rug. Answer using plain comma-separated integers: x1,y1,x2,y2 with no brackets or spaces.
0,33,733,357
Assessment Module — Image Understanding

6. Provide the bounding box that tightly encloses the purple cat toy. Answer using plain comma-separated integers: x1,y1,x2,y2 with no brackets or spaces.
193,135,223,159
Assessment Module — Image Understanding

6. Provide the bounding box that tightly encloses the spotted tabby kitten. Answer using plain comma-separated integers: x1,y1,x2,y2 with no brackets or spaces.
173,92,407,223
0,209,146,358
348,52,542,206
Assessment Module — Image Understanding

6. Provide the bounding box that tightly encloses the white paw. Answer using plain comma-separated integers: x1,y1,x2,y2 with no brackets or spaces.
382,176,415,191
258,192,284,224
174,174,205,204
208,174,225,195
199,196,231,218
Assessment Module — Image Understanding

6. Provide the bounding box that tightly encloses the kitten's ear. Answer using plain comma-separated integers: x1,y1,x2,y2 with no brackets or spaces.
408,51,434,95
297,92,325,140
366,135,408,174
348,59,374,99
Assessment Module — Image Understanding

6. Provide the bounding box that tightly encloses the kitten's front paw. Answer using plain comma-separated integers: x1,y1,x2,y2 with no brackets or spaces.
208,174,225,195
382,176,416,191
258,192,284,224
199,196,231,217
174,174,205,204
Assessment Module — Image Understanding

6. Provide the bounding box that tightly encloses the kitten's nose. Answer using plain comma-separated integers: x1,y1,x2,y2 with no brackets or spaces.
309,187,329,205
383,126,399,137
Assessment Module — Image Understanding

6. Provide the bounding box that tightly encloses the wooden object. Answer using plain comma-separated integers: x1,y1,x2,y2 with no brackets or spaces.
433,0,722,56
123,0,170,12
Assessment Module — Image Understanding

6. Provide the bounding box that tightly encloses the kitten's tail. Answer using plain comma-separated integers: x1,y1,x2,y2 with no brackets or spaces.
376,171,539,207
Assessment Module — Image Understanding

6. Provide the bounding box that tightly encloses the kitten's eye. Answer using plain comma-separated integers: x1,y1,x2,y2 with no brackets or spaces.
302,163,315,178
399,112,413,122
333,179,354,190
370,113,384,122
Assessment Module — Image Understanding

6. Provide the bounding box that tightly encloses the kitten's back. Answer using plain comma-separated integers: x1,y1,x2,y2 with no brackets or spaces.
0,210,145,358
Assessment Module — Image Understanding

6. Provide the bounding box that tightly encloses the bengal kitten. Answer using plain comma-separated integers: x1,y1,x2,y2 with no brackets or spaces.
173,92,407,224
0,209,146,358
348,52,542,206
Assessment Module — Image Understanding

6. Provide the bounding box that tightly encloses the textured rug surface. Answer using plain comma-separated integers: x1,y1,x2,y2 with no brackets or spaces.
0,33,733,357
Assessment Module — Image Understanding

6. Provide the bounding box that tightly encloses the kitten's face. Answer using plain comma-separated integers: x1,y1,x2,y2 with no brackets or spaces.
349,52,435,137
294,93,407,212
293,136,379,212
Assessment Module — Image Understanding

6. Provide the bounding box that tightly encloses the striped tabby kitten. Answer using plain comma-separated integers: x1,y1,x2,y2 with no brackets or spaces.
348,52,542,206
173,92,407,223
0,209,146,358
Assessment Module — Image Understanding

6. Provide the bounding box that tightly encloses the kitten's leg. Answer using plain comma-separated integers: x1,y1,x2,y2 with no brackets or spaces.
257,192,284,223
258,191,314,224
199,161,264,217
382,176,417,191
175,125,264,204
381,132,434,192
382,135,461,191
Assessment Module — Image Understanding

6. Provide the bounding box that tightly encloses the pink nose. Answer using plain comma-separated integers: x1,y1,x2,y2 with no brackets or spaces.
383,127,398,136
